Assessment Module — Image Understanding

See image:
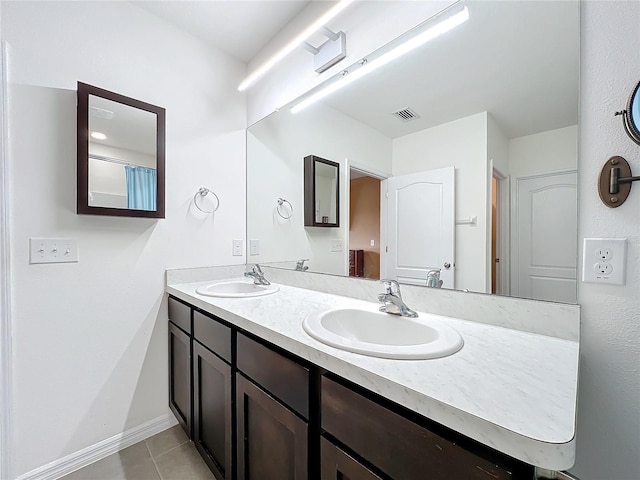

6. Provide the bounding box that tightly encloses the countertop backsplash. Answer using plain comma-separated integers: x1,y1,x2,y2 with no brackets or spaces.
167,264,580,341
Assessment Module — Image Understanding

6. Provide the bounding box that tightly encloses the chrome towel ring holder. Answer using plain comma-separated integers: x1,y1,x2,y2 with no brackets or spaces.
194,187,220,213
276,198,293,219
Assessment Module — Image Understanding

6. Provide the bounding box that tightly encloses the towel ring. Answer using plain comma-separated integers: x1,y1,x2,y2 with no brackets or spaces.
276,198,293,219
194,187,220,214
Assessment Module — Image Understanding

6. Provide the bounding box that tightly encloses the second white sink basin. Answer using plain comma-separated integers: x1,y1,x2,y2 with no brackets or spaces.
196,280,279,298
303,307,463,359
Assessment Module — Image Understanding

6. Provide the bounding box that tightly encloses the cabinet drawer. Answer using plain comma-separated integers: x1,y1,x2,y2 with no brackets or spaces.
321,376,515,480
168,296,191,334
194,310,232,364
237,333,309,419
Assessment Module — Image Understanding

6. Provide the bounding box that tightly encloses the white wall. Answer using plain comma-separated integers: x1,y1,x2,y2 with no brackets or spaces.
2,1,246,477
392,112,489,293
572,2,640,479
509,125,578,178
247,101,391,275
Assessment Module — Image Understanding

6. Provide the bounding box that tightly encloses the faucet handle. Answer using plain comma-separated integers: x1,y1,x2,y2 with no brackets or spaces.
252,263,263,274
380,278,401,295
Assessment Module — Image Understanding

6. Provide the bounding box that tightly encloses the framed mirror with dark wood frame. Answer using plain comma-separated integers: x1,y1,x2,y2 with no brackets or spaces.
304,155,340,227
77,82,166,218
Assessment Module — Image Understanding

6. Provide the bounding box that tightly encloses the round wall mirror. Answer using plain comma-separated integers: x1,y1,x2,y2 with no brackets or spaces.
621,80,640,145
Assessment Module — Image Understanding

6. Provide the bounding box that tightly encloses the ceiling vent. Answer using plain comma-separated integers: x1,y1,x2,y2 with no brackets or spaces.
392,107,420,122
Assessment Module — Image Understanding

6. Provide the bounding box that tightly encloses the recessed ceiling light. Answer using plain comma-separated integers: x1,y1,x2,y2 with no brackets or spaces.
91,131,107,140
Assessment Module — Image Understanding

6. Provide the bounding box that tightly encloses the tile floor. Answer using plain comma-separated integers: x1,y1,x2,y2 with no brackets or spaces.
60,425,214,480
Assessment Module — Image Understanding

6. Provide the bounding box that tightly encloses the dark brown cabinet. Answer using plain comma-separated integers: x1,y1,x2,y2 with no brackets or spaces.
193,340,233,480
321,437,382,480
236,374,308,480
167,296,534,480
168,321,191,437
321,376,524,480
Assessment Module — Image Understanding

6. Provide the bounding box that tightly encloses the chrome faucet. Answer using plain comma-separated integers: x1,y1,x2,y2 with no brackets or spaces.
426,269,443,288
295,259,309,271
244,264,270,285
378,279,418,318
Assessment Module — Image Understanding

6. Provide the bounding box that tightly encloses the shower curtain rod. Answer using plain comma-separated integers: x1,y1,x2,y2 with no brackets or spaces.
89,153,155,169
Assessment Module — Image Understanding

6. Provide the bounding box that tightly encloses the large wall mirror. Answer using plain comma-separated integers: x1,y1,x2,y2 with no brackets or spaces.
77,82,166,218
247,1,579,304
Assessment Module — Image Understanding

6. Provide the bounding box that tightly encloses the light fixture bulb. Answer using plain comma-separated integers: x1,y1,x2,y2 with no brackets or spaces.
238,0,355,91
90,131,107,140
291,6,470,114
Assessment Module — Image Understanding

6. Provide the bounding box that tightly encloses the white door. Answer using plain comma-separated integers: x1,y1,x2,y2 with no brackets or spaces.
511,170,577,303
382,167,455,288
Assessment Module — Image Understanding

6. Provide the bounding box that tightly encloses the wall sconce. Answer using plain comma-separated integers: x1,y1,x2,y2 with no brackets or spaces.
303,27,347,74
598,156,640,207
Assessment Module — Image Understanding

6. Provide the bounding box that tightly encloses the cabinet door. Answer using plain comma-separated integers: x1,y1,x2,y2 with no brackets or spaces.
322,376,518,480
236,373,307,480
168,321,191,437
193,341,233,480
321,437,382,480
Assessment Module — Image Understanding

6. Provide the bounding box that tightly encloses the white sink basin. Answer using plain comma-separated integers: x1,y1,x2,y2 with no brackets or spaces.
303,307,463,359
195,280,279,298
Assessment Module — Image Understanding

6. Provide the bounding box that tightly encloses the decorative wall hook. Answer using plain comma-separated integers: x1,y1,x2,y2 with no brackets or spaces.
598,156,640,207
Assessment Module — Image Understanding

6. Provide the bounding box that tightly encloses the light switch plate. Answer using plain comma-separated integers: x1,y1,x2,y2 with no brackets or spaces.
232,239,243,256
249,239,260,256
582,238,626,285
30,238,79,264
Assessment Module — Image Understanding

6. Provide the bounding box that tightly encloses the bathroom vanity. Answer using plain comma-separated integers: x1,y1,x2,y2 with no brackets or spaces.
166,268,579,480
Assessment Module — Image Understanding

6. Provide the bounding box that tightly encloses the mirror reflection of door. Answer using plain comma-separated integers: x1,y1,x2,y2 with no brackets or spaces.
511,170,577,303
348,169,382,280
88,95,157,211
382,167,455,289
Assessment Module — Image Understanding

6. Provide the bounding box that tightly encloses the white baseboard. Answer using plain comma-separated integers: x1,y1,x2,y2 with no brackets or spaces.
15,413,178,480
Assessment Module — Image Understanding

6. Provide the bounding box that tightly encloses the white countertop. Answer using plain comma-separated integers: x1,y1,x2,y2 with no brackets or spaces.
167,278,579,470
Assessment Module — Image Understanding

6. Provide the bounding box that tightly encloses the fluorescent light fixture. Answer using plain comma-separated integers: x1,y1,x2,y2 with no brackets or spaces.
238,0,355,92
291,6,469,114
90,131,107,140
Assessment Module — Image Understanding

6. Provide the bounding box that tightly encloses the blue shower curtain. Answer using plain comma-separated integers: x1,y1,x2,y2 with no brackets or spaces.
125,166,157,211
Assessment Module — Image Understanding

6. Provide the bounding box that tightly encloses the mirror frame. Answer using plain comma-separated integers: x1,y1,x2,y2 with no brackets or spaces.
622,79,640,146
304,155,340,227
77,82,166,218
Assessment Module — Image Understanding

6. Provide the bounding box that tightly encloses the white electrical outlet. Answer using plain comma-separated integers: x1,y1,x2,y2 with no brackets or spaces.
370,239,375,247
330,239,343,252
232,239,243,256
249,239,260,256
29,238,79,264
582,238,627,285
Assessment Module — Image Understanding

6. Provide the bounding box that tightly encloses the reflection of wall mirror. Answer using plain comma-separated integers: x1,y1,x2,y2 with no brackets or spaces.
304,155,340,227
77,82,166,218
246,1,579,304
